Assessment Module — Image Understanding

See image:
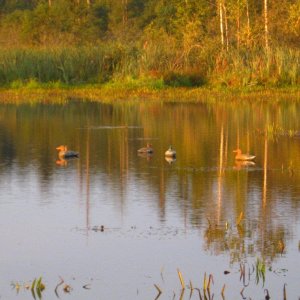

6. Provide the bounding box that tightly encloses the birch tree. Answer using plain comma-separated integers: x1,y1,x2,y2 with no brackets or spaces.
264,0,269,51
219,0,225,49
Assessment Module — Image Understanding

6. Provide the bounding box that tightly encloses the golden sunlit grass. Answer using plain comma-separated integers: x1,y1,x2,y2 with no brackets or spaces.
0,85,299,105
177,268,185,289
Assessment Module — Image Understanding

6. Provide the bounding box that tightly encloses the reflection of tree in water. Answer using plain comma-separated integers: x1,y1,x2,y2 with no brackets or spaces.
0,120,16,165
0,99,299,261
196,114,294,263
204,218,287,263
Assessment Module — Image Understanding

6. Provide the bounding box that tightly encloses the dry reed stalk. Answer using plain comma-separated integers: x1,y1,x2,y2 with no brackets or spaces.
177,269,185,289
236,211,244,226
154,284,162,294
221,284,226,298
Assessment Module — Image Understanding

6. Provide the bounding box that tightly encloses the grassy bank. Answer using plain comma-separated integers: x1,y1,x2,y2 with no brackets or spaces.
0,46,299,91
0,83,299,104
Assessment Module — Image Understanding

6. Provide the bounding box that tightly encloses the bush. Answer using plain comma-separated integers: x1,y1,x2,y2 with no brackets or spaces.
163,71,206,87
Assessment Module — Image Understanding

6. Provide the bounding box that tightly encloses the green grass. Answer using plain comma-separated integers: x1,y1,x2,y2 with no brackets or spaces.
0,46,299,89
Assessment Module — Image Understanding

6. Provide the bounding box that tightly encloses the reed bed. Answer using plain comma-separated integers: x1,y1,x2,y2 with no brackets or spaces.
0,45,299,89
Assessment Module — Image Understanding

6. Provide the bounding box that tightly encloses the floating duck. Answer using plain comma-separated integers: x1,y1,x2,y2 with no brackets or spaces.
165,146,176,158
137,143,153,154
56,145,79,159
233,149,255,161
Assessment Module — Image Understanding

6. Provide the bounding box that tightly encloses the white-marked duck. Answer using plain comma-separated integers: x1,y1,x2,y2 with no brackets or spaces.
165,146,176,158
56,145,79,159
137,143,153,154
233,149,255,161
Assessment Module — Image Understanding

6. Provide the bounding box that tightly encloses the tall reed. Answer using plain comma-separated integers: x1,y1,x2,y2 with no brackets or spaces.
0,45,129,85
0,44,298,88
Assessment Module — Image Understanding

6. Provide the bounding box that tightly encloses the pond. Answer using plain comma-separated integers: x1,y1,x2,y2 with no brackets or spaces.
0,97,299,299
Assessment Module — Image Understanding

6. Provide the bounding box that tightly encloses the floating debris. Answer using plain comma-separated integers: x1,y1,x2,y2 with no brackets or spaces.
63,284,72,293
83,284,91,289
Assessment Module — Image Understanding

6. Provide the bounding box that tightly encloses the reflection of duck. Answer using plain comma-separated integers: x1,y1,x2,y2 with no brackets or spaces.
137,143,153,154
56,145,79,159
165,146,176,158
56,158,68,166
233,149,255,161
234,160,255,171
138,152,153,160
165,156,176,164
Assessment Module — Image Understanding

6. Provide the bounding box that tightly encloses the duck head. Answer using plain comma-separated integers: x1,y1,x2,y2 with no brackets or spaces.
233,149,242,155
56,145,67,152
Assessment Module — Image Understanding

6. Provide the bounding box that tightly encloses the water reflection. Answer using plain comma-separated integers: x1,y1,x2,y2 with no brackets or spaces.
0,99,300,298
165,156,176,164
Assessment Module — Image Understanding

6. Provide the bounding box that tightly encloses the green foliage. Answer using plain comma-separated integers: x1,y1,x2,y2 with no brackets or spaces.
0,0,299,87
163,71,206,87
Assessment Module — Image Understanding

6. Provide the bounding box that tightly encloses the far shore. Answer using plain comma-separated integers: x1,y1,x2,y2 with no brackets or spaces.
0,85,299,104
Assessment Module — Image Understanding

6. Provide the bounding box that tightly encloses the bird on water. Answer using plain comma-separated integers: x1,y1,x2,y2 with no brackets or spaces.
56,145,79,159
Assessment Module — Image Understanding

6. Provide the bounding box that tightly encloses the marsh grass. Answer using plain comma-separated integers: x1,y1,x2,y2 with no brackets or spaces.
0,45,298,89
209,48,300,87
0,85,299,106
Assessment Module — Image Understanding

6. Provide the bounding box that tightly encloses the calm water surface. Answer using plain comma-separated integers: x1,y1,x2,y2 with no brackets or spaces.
0,98,300,299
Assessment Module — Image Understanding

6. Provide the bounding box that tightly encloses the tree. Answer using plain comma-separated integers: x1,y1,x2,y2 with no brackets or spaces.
264,0,269,51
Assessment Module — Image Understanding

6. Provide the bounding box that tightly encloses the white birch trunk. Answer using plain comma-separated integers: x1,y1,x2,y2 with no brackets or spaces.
223,2,229,51
219,1,224,49
237,0,240,50
264,0,269,51
246,0,251,47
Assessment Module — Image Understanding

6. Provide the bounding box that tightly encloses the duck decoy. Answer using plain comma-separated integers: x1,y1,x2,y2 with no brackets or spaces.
233,149,255,161
137,143,153,154
56,145,79,159
165,146,176,158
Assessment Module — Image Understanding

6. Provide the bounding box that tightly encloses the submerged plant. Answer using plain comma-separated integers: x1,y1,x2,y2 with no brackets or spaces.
255,258,266,286
31,277,45,300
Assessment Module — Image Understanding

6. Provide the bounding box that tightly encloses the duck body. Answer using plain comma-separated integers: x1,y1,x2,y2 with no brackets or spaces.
56,145,79,159
233,149,255,161
165,146,176,158
137,143,153,154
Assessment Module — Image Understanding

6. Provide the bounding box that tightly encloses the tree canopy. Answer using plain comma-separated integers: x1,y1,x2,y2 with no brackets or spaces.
0,0,298,48
0,0,299,87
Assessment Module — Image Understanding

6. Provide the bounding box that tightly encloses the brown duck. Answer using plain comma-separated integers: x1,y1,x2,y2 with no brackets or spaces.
233,149,255,161
56,145,79,159
137,143,153,154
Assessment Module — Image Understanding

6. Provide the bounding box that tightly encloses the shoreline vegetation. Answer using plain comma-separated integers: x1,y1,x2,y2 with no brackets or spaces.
0,1,299,103
0,45,298,103
0,83,299,104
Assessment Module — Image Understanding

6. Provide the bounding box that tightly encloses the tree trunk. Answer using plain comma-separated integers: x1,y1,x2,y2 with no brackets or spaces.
237,0,240,50
246,0,251,47
122,0,128,27
48,0,51,7
264,0,269,51
219,1,224,49
223,2,229,51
